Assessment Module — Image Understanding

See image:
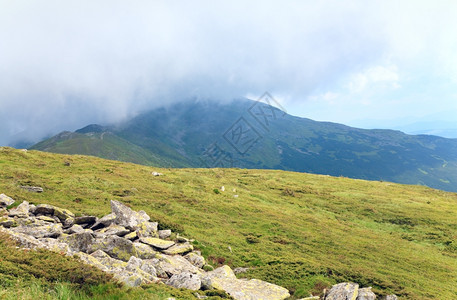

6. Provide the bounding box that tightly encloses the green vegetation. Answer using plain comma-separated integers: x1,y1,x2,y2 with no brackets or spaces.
1,147,457,299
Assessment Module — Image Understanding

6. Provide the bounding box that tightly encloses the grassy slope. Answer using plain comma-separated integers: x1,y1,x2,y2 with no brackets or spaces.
1,147,457,299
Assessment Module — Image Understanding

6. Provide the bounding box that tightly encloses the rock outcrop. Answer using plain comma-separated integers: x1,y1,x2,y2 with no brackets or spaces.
0,194,290,300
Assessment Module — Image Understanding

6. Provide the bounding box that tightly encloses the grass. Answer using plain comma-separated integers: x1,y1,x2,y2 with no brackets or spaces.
1,147,457,299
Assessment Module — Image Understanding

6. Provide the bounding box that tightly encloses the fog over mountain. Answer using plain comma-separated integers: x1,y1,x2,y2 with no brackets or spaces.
1,1,457,146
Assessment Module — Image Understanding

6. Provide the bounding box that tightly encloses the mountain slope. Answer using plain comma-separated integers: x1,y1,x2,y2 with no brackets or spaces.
1,147,457,299
31,98,457,192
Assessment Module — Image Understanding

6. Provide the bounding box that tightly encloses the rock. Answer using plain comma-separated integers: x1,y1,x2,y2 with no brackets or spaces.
184,252,206,268
97,224,130,237
152,171,163,176
65,224,85,234
383,296,397,300
35,204,55,215
201,265,290,300
166,272,202,290
124,231,138,240
59,231,95,252
135,221,158,238
20,186,44,193
37,215,56,223
91,213,116,230
0,194,15,207
163,242,194,255
76,252,109,272
325,282,359,300
110,200,150,230
357,287,376,300
39,238,71,254
63,217,75,228
140,237,175,250
176,234,189,243
133,242,157,259
158,229,172,239
125,256,158,281
29,204,36,214
53,206,75,222
148,253,201,278
74,216,97,226
8,201,29,218
88,235,138,261
11,223,63,239
0,227,45,249
0,217,15,228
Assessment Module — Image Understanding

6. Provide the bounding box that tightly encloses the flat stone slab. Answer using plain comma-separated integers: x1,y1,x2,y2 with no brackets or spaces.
140,237,175,249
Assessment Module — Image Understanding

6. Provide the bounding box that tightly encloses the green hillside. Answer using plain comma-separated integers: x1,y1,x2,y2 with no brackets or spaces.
1,147,457,299
30,99,457,192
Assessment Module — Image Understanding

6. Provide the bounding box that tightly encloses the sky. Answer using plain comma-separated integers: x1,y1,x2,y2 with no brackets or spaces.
1,0,457,146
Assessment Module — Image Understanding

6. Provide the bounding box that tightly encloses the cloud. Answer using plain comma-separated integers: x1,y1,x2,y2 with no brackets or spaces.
0,0,457,145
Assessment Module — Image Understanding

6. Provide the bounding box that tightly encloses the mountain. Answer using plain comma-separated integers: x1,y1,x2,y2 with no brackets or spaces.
1,148,457,298
30,98,457,192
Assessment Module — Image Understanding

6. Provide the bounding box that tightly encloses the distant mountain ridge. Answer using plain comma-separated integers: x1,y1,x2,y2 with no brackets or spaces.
30,98,457,192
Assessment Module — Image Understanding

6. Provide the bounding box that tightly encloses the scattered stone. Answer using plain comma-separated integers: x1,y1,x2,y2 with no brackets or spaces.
65,224,85,234
98,224,130,237
140,237,175,250
0,194,15,207
201,265,290,300
89,235,138,261
133,242,157,259
184,252,206,268
35,204,55,215
159,229,172,239
20,186,44,193
8,201,29,218
325,282,359,300
11,223,63,239
91,213,116,230
0,217,15,228
383,296,398,300
111,200,150,230
59,231,95,253
124,231,138,240
221,186,225,192
152,171,163,176
163,242,193,255
74,216,97,226
357,287,376,300
37,215,56,223
167,272,201,290
53,206,75,222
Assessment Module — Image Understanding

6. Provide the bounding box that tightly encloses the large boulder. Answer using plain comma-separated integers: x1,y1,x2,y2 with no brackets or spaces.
166,272,202,290
357,287,376,300
201,265,290,300
97,224,130,237
88,235,138,261
0,194,15,207
325,282,359,300
91,213,116,230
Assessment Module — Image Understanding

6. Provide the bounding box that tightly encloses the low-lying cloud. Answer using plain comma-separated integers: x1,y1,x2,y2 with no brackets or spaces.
1,0,457,145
